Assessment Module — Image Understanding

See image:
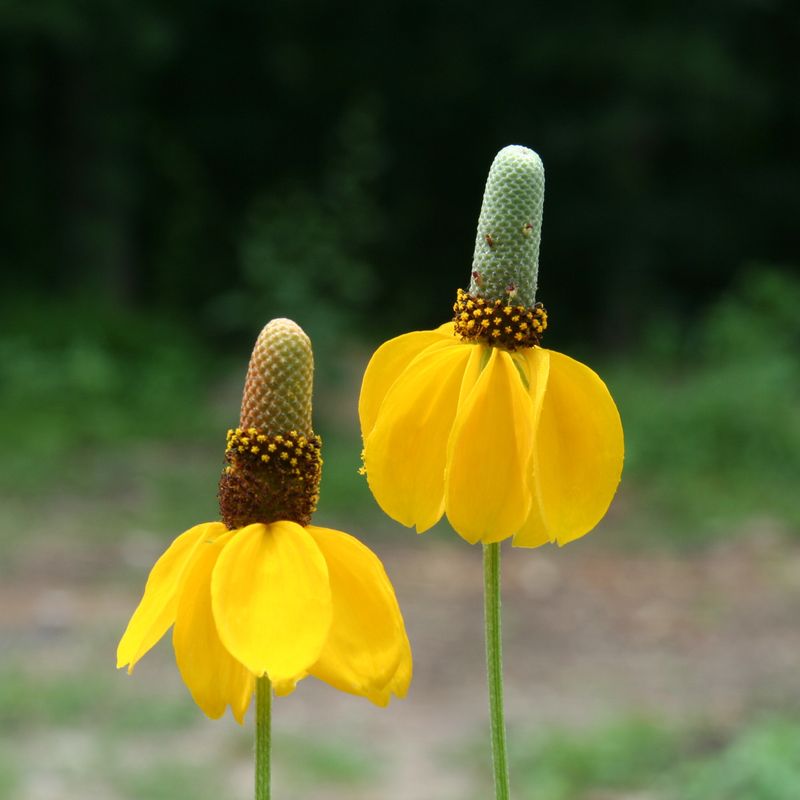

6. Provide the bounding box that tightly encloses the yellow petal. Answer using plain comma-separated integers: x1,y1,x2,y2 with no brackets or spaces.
117,522,226,672
364,340,475,532
513,348,554,548
366,629,413,707
530,350,624,545
173,531,254,723
359,328,454,438
445,348,535,544
512,496,551,548
513,494,555,547
211,522,332,684
305,525,412,704
273,677,304,697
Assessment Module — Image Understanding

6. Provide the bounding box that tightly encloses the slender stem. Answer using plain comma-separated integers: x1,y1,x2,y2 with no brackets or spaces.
484,542,510,799
255,675,272,800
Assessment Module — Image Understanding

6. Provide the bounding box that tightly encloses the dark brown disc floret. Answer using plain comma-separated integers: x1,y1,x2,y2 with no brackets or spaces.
218,426,322,529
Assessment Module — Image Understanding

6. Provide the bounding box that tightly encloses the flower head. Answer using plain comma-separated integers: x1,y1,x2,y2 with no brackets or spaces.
359,146,624,547
118,318,411,721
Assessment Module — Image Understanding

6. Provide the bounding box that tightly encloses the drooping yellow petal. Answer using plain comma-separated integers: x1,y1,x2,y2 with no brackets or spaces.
513,348,554,548
273,677,305,697
305,525,412,705
211,522,332,684
512,494,551,548
530,349,624,545
364,340,475,532
359,328,454,438
172,531,254,723
117,522,226,672
366,627,413,706
445,348,535,544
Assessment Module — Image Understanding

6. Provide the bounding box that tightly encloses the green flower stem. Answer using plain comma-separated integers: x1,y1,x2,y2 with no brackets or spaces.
484,542,511,799
255,675,272,800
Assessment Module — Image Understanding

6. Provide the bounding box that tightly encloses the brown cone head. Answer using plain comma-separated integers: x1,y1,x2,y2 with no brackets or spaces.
240,318,313,435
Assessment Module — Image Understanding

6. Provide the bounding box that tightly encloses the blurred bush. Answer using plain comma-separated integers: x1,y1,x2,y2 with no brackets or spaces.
612,265,800,537
507,717,679,799
2,0,796,346
496,715,800,800
2,266,798,540
0,298,220,488
208,99,384,372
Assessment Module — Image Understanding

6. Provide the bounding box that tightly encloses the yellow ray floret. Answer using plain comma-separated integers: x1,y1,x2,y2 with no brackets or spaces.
117,520,411,721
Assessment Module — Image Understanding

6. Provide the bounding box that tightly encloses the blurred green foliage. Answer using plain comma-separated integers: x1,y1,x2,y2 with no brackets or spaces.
1,268,798,539
275,732,380,788
679,718,800,800
0,297,222,490
118,762,224,800
466,716,800,800
612,266,800,538
508,717,679,797
0,754,18,800
0,664,197,732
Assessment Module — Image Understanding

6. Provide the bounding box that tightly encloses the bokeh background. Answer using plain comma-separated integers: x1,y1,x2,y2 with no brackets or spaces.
2,1,800,798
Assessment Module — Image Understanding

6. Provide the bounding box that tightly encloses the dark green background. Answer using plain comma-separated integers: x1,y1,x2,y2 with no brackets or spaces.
2,0,799,536
3,0,797,349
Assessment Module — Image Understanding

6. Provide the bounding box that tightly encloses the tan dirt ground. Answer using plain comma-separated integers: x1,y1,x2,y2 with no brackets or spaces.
3,519,800,799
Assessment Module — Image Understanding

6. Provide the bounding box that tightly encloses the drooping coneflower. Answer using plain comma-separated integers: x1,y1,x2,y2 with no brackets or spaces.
118,318,411,799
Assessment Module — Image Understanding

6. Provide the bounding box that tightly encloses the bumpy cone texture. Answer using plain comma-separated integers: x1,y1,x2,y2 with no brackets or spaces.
469,145,545,307
240,318,314,435
219,318,320,528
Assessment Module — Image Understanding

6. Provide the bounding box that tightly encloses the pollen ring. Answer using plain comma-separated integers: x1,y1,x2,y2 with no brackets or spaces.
452,288,547,350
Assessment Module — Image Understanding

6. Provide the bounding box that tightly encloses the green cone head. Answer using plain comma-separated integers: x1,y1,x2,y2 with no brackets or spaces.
469,145,545,307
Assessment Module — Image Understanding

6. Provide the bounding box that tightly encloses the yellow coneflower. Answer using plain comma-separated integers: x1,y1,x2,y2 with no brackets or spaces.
118,319,411,728
359,145,624,799
360,146,623,548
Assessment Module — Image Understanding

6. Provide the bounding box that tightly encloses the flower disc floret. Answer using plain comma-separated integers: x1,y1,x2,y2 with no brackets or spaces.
453,288,547,350
219,427,322,529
